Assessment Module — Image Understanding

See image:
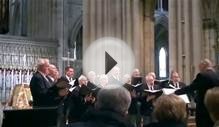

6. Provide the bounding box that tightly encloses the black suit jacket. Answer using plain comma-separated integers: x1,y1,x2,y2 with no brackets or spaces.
30,71,58,107
162,80,186,89
139,83,162,116
175,69,219,127
60,76,79,87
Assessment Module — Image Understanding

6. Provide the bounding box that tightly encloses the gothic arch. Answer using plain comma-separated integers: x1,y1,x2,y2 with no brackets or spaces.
154,11,169,79
69,14,82,48
155,12,168,29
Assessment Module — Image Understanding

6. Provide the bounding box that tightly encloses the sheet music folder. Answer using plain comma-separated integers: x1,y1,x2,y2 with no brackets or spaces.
144,89,163,98
131,77,143,85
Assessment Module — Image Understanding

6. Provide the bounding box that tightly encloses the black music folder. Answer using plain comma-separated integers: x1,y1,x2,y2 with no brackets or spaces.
144,89,163,98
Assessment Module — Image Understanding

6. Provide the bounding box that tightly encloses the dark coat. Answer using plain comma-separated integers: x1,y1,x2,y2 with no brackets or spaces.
30,71,59,107
144,121,187,127
60,76,79,86
175,69,219,127
65,85,94,123
123,83,139,115
67,109,134,127
139,83,162,116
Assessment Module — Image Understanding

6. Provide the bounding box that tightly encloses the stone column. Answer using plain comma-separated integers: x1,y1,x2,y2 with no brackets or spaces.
183,0,192,83
143,0,155,73
83,0,155,75
202,0,218,64
191,0,202,76
176,0,184,80
168,0,177,72
56,0,64,74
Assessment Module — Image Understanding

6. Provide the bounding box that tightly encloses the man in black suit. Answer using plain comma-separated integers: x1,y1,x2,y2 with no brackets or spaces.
60,66,78,87
30,58,67,107
61,67,74,82
140,74,162,125
66,75,94,123
175,59,219,127
162,70,186,89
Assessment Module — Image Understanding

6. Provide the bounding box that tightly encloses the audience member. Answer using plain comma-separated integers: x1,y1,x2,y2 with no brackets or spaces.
67,86,133,127
205,87,219,127
144,94,187,127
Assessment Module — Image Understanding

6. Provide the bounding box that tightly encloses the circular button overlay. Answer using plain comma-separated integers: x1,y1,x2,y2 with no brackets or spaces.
83,37,135,89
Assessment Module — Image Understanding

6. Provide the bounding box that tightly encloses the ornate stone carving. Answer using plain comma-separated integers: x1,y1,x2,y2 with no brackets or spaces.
0,35,58,102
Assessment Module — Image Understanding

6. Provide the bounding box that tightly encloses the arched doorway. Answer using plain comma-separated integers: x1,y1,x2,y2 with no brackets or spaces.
154,0,168,79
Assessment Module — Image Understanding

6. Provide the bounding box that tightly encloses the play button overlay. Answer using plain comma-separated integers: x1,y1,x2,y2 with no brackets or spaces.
83,37,135,87
105,51,117,74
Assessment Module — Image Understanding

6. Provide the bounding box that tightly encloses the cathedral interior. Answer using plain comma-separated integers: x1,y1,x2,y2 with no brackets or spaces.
0,0,219,117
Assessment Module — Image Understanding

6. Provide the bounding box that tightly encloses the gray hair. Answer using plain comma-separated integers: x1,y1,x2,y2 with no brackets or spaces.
95,86,131,115
36,58,49,71
78,75,87,81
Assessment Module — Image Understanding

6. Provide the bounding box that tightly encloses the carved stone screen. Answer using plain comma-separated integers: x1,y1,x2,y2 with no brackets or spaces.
0,36,57,103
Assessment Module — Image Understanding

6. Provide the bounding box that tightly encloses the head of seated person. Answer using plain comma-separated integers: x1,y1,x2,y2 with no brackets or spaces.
95,86,131,116
67,86,132,127
153,94,187,123
205,87,219,123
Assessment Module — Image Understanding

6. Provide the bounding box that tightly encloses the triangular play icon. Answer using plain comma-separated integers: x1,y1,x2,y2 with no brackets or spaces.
105,51,117,74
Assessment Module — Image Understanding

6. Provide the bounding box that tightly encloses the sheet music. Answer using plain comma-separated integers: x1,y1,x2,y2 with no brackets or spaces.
162,88,190,103
179,94,190,103
69,79,76,86
131,83,142,87
169,84,177,89
69,86,77,92
91,87,99,91
162,88,176,95
168,83,181,89
144,89,162,93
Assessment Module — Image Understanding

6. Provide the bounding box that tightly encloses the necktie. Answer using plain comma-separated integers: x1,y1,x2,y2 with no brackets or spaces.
151,86,154,90
176,82,179,88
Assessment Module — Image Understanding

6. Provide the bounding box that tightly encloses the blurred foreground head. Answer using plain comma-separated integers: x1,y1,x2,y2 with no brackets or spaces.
205,87,219,122
154,94,187,123
95,86,131,116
